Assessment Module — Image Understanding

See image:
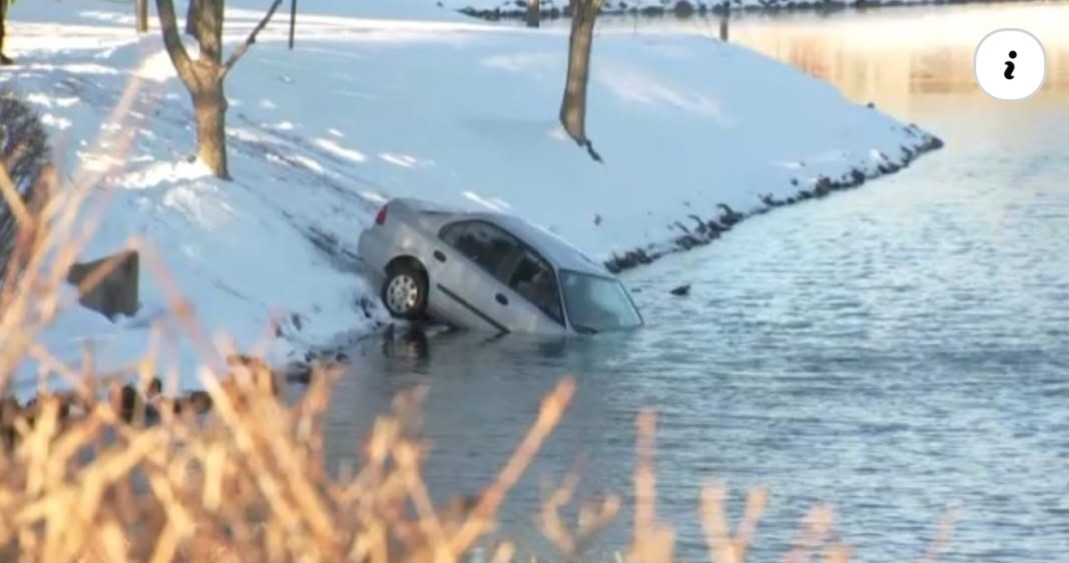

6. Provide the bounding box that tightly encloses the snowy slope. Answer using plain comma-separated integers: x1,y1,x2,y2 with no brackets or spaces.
1,1,939,397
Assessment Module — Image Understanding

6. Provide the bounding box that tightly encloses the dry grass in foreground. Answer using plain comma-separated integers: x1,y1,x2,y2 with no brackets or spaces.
0,89,957,563
0,367,959,563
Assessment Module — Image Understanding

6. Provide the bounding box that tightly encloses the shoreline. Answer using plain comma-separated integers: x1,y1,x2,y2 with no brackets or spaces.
456,0,1029,21
604,124,944,273
304,125,946,364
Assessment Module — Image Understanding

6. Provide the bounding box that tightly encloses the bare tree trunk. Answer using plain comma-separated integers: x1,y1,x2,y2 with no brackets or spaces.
526,0,540,28
289,0,297,49
159,0,226,178
135,0,150,33
156,0,282,179
719,1,729,41
192,84,228,179
559,0,602,162
0,0,12,64
185,0,200,39
187,0,228,177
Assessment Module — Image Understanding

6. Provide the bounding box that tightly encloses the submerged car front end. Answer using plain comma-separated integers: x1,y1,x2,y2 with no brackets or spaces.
558,269,644,334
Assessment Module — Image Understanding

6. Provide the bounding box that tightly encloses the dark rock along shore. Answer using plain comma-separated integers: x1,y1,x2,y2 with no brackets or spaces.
603,124,944,274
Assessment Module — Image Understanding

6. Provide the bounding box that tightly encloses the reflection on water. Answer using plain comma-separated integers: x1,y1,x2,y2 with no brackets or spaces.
721,2,1069,118
549,2,1069,118
328,4,1069,562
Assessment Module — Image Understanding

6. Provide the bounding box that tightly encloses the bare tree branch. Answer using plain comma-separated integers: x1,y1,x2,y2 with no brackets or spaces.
559,0,603,163
154,0,197,88
197,0,225,65
221,0,284,78
186,0,201,39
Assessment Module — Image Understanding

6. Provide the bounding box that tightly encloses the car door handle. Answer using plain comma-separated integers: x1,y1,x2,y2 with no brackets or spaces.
433,250,446,262
495,293,508,306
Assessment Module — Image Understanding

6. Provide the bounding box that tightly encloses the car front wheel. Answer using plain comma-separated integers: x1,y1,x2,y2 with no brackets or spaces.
382,262,428,320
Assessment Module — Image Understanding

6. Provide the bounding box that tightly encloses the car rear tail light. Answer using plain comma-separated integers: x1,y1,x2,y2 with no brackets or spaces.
374,204,388,226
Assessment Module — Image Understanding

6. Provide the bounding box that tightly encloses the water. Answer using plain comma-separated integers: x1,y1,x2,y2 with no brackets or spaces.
327,4,1069,561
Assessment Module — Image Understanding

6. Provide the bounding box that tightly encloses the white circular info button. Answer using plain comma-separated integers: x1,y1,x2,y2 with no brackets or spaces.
974,28,1047,101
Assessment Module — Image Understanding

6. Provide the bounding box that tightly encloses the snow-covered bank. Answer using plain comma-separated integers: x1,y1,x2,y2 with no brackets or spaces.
1,0,940,397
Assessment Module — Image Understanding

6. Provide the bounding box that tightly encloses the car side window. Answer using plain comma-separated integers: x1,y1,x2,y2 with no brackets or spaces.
439,221,468,247
507,251,563,325
439,221,521,281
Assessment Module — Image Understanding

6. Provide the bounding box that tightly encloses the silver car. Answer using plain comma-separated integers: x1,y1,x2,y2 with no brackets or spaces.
358,198,644,335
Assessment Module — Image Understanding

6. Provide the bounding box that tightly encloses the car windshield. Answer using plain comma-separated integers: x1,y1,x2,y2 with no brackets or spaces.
559,270,642,333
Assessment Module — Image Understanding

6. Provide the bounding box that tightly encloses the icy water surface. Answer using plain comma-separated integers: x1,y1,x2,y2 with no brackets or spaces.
326,5,1069,561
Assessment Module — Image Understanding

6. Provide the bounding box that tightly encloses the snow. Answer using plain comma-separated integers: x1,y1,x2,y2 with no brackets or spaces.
0,0,939,399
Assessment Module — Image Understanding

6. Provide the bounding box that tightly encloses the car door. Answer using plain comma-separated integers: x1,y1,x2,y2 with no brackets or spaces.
499,247,568,334
427,220,524,333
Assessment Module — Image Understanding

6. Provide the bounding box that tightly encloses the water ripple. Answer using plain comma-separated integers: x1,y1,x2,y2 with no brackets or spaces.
329,37,1069,563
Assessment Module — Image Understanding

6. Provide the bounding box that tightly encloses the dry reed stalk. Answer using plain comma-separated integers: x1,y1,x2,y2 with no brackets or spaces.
918,508,958,563
623,410,674,563
538,453,621,562
699,481,767,563
781,504,836,563
448,378,576,558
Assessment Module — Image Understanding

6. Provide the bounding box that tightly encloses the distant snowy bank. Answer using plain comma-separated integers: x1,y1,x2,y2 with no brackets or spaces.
449,0,1028,22
1,0,940,397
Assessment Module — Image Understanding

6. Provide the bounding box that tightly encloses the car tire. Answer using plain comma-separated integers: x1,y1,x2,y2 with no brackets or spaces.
382,261,428,320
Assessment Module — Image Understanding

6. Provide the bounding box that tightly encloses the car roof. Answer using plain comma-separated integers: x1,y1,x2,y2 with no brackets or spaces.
390,197,613,276
468,212,611,276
